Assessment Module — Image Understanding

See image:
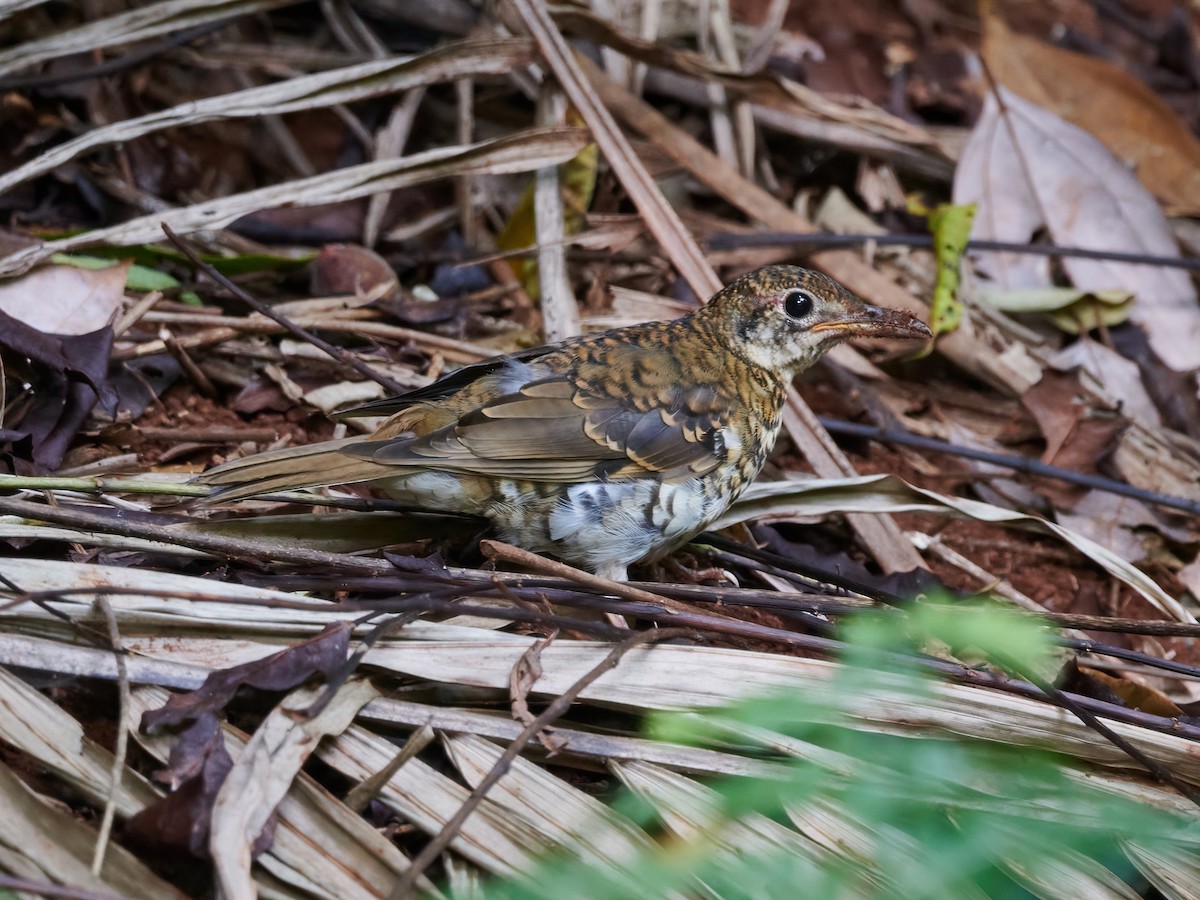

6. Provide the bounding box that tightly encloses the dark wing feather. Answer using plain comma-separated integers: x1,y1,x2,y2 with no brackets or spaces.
343,367,731,484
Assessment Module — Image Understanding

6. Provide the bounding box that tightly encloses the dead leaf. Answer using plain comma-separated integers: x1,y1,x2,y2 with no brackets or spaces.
954,88,1200,373
0,312,117,472
126,715,233,859
1073,664,1182,718
1020,370,1125,508
310,243,399,304
982,14,1200,216
1056,491,1156,565
0,261,128,334
129,623,351,859
1048,339,1161,431
141,622,351,732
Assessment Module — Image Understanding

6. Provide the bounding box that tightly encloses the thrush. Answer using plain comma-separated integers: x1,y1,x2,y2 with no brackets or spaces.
200,265,930,580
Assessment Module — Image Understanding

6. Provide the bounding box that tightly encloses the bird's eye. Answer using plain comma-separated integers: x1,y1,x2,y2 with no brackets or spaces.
783,289,815,319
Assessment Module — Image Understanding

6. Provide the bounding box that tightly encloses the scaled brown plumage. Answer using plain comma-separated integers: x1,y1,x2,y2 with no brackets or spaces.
200,266,931,579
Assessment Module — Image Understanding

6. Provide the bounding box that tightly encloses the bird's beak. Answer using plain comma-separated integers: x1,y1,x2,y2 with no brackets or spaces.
810,303,932,341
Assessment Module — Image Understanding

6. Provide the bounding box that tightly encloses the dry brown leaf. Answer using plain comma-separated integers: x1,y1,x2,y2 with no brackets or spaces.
1048,340,1161,431
0,261,128,334
953,88,1200,373
1055,491,1157,566
1019,370,1124,508
982,14,1200,216
1075,665,1182,719
310,244,399,303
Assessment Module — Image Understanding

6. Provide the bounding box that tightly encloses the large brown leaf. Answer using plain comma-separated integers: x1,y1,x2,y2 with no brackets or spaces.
982,14,1200,216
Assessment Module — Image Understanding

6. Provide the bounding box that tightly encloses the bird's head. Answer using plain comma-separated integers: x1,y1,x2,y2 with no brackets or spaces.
705,265,932,375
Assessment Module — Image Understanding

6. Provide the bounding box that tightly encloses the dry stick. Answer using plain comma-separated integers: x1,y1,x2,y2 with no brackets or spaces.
160,224,411,396
0,495,392,573
534,85,580,342
819,417,1200,517
115,316,492,364
999,652,1200,809
1064,637,1200,680
90,596,130,878
455,78,477,247
708,231,1200,271
387,625,699,899
508,0,720,301
0,569,1044,639
482,539,731,619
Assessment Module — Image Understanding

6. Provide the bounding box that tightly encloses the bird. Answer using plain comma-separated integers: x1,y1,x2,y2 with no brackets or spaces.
199,265,931,580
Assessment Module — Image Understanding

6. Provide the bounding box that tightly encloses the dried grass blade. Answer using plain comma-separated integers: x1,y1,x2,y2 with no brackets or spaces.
443,733,658,869
0,0,299,76
0,37,533,197
0,759,183,899
209,679,380,900
0,0,54,21
318,725,547,876
358,641,1200,786
130,685,433,899
0,126,590,275
1123,842,1200,900
363,697,785,779
719,473,1189,621
0,666,161,814
611,760,825,869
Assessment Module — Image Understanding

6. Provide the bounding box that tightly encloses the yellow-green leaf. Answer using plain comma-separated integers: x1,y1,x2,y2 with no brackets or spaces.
495,135,598,300
927,201,976,336
978,286,1134,333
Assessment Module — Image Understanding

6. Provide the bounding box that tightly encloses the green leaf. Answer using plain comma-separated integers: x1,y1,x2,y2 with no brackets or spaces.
489,602,1190,900
979,286,1134,333
49,252,179,292
926,201,976,337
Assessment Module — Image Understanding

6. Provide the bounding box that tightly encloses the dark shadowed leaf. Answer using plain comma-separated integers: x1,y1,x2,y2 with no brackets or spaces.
141,621,351,731
0,310,116,471
128,623,351,859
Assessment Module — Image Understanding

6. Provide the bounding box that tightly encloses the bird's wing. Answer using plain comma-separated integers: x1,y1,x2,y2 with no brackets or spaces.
344,366,731,485
335,344,560,419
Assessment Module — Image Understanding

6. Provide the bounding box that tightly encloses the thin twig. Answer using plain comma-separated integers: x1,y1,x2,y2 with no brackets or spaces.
387,626,699,898
90,596,130,877
1000,653,1200,809
1063,637,1200,679
161,224,410,395
818,417,1200,517
0,494,392,572
481,538,731,619
706,231,1200,271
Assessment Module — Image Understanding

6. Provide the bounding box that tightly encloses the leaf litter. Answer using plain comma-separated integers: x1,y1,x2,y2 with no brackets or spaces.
2,2,1200,897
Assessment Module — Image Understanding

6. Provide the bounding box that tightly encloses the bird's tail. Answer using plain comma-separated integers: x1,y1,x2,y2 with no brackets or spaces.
197,438,395,502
